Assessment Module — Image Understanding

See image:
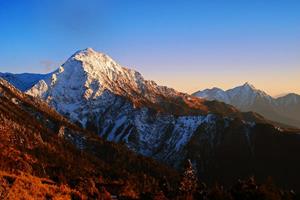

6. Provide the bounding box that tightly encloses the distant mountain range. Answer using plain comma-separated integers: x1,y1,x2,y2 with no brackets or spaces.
1,48,300,192
0,72,52,92
193,83,300,128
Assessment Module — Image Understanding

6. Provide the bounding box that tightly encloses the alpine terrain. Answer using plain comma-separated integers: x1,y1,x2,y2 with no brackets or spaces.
0,78,180,199
193,83,300,128
19,48,300,192
0,72,52,92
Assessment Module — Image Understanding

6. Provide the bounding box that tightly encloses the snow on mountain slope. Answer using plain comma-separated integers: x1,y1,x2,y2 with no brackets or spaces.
226,82,274,107
193,87,230,104
275,93,300,126
27,48,243,116
28,48,219,117
0,78,180,197
0,72,52,92
277,93,300,106
193,83,300,128
25,48,300,190
195,83,273,108
26,48,254,161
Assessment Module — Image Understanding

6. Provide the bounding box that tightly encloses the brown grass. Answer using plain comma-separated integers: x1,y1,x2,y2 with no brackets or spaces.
0,171,84,200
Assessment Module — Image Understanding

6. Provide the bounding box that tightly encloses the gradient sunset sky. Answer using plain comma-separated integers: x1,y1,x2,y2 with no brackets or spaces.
0,0,299,96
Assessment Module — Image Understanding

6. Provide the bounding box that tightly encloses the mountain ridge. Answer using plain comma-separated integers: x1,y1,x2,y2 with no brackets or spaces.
193,83,299,102
0,72,52,92
193,83,300,128
0,77,180,198
2,48,300,192
27,48,244,119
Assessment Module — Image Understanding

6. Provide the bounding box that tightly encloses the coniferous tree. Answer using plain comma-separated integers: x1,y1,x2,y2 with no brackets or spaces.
179,159,198,199
159,176,171,195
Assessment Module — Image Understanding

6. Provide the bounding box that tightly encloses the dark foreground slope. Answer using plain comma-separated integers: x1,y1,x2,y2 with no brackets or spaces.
184,117,300,190
0,78,179,199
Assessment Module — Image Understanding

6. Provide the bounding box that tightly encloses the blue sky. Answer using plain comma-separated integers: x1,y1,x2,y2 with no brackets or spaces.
0,0,299,95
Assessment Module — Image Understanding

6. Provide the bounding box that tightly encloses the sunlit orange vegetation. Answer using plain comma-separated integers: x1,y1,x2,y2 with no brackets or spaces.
0,171,84,200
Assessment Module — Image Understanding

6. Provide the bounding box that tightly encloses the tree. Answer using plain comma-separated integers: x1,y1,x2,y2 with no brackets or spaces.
179,159,198,199
159,176,171,197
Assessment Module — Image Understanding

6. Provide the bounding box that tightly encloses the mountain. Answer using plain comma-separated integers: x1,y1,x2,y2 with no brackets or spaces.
193,87,231,104
0,72,52,92
26,48,261,161
276,93,300,124
27,48,239,117
0,78,180,198
24,48,300,191
193,83,300,128
1,71,297,199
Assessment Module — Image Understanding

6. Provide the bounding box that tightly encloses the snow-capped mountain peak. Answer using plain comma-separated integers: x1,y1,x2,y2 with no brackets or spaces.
193,82,265,106
67,47,125,76
228,82,258,96
277,93,300,106
28,48,227,125
28,48,143,100
2,50,300,194
193,87,230,104
193,83,300,128
26,48,250,164
0,72,52,92
242,82,256,90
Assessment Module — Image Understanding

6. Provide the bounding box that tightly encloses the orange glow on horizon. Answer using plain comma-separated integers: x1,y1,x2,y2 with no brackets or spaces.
143,69,300,97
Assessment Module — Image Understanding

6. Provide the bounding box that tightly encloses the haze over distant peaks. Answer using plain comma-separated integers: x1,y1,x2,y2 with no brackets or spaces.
193,83,300,128
0,72,52,92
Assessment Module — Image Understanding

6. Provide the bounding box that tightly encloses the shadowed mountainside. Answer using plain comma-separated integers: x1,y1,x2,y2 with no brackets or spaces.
0,78,180,199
